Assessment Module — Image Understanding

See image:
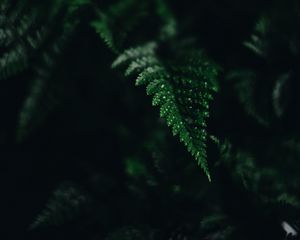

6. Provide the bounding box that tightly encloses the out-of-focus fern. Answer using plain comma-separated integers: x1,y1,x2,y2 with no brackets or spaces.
16,28,73,141
199,213,235,240
0,0,46,80
0,0,81,80
215,137,300,207
155,0,177,40
31,182,90,229
243,15,270,58
227,13,294,126
91,0,177,52
226,70,270,126
272,72,291,118
91,0,148,53
112,42,219,180
0,0,89,141
226,16,271,126
106,226,156,240
277,193,300,209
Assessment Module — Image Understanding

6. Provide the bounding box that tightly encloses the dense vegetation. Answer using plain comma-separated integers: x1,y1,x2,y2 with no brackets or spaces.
2,0,300,239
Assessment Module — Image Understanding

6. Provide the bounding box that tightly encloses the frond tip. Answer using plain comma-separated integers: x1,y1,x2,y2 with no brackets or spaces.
112,42,219,180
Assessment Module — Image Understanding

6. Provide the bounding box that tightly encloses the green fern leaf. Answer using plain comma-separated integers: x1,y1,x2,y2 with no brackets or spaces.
113,43,219,180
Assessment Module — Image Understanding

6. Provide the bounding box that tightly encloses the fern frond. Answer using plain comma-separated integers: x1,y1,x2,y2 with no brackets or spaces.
0,8,37,47
0,18,47,79
16,21,75,141
67,0,90,14
226,70,270,126
277,193,300,208
31,183,90,229
255,15,270,35
272,72,290,118
0,1,52,80
199,213,235,240
106,226,155,240
113,43,219,180
111,42,157,68
155,0,177,40
0,2,38,79
0,0,84,81
91,0,148,52
0,44,28,79
0,0,84,140
243,15,270,58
